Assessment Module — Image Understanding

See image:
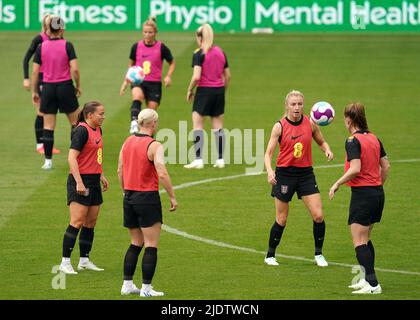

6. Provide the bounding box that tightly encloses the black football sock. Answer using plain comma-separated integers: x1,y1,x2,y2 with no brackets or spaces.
355,244,378,287
193,130,204,159
123,244,143,281
368,240,375,264
142,247,157,284
214,129,225,159
43,129,54,159
62,225,80,258
267,222,285,258
131,100,142,120
79,227,94,258
313,220,326,255
35,116,44,144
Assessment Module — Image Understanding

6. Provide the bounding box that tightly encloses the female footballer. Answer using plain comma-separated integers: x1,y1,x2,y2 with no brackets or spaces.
264,90,333,267
120,16,176,134
329,102,390,294
118,109,177,297
59,101,108,274
22,13,60,155
184,23,231,169
32,16,81,170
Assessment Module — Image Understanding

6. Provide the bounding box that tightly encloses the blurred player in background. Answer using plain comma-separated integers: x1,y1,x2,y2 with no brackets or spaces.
32,16,81,170
185,23,231,169
22,14,60,155
264,90,333,267
329,102,390,294
59,101,108,274
118,109,177,297
120,16,175,134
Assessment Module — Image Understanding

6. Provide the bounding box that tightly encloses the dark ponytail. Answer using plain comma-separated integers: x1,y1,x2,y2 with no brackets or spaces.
344,102,369,131
78,101,103,124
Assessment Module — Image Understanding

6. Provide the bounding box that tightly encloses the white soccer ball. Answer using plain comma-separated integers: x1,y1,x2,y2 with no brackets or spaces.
310,101,335,126
126,65,145,85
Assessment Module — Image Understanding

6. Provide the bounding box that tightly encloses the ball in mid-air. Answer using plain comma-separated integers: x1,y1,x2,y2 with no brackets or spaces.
310,101,335,126
126,66,145,85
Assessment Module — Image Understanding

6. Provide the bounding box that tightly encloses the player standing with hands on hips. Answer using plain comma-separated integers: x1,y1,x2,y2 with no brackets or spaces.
59,101,108,274
120,16,176,134
118,109,177,297
329,102,390,294
264,90,333,267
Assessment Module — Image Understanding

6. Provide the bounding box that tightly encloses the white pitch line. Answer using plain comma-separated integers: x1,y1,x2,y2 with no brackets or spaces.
162,158,420,277
162,225,420,276
171,173,259,192
390,158,420,163
161,158,420,194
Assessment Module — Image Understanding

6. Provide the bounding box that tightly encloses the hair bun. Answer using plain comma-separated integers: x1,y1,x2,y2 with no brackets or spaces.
138,109,159,127
50,16,65,31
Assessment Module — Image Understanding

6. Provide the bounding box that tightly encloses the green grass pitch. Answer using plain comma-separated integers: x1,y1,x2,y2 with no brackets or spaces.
0,31,419,300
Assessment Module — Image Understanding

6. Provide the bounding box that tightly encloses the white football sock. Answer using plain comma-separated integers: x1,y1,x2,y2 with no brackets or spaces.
123,280,134,287
141,284,151,291
79,257,89,264
61,257,71,264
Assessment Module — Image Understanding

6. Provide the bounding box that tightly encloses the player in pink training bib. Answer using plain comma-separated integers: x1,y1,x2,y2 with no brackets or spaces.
32,16,81,170
22,14,60,155
120,17,176,134
185,24,231,170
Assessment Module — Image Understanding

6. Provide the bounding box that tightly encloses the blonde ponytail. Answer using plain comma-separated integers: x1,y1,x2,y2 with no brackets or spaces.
41,13,52,33
197,24,214,53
